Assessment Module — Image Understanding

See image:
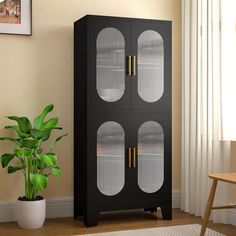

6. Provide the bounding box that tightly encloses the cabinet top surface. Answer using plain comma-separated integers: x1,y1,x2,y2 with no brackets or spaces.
74,14,172,24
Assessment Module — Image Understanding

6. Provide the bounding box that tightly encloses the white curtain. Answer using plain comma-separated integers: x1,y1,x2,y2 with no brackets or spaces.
220,0,236,140
181,0,231,223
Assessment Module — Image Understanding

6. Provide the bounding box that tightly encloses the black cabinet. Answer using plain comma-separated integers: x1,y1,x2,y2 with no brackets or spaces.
74,15,172,227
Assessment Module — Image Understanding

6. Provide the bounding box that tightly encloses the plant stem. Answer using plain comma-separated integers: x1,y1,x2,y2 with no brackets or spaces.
22,168,27,198
22,156,28,198
27,155,32,199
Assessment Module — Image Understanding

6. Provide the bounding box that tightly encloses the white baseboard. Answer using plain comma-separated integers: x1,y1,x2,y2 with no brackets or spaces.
0,191,180,223
172,190,181,209
1,192,235,227
46,197,74,219
3,192,235,226
0,202,15,223
0,197,74,223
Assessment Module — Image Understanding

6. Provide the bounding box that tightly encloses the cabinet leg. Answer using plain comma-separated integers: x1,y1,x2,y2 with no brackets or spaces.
144,207,157,213
74,206,84,218
161,206,172,220
84,210,99,227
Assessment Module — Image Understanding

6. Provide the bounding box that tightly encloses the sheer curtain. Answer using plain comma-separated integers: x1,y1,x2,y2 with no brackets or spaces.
181,0,231,223
220,0,236,140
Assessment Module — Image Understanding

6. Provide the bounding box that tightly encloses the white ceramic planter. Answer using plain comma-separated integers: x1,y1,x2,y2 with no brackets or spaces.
16,198,46,229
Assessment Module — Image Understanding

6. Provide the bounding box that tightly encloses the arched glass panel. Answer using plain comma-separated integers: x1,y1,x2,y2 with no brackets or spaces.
97,121,125,196
138,30,164,102
97,28,125,102
138,121,164,193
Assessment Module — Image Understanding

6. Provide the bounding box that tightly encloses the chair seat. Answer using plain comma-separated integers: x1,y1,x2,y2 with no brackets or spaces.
200,172,236,236
208,172,236,184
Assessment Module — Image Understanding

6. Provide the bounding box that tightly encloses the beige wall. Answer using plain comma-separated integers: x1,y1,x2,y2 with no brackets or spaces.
0,0,181,202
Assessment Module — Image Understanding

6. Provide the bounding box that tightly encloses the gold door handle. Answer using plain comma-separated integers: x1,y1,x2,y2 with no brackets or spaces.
128,56,132,76
128,147,132,168
133,147,136,168
132,56,136,76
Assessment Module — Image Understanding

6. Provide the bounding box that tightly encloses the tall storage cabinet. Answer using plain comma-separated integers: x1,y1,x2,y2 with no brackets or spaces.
74,15,172,227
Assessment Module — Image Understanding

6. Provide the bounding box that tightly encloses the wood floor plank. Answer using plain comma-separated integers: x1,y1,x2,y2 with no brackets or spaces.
0,209,236,236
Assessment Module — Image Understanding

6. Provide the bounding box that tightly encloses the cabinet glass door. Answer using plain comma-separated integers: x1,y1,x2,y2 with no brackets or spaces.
131,20,171,111
97,28,125,102
97,121,125,196
137,121,164,193
138,30,164,103
89,17,132,111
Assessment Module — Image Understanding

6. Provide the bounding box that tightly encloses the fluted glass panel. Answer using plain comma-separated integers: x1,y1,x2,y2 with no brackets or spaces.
138,121,164,193
97,28,125,102
97,121,125,196
138,30,164,102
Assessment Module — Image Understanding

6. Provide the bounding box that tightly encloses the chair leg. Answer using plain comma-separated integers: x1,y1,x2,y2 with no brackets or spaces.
200,179,218,236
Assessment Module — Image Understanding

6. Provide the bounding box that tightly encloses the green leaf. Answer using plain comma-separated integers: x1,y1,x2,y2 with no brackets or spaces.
21,139,40,149
51,127,63,130
30,173,48,191
41,118,58,129
14,148,33,157
50,133,68,152
55,134,68,142
38,153,57,167
7,116,32,134
37,162,45,170
4,125,29,138
1,153,15,168
50,166,61,178
34,104,54,129
0,137,22,147
8,166,25,174
31,128,51,141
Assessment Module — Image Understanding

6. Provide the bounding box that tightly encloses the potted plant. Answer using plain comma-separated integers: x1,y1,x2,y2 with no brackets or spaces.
0,104,67,229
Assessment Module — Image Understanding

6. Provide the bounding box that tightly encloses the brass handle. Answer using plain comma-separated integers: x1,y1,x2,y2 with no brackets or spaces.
133,147,136,168
128,148,132,168
128,56,132,76
132,56,136,76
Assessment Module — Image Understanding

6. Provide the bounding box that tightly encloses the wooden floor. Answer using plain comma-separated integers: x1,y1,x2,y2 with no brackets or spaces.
1,209,236,236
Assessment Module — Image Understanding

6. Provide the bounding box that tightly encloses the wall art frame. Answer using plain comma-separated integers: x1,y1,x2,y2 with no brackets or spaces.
0,0,32,35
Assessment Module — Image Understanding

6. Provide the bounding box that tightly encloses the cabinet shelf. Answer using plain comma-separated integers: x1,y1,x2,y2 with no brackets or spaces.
97,154,124,158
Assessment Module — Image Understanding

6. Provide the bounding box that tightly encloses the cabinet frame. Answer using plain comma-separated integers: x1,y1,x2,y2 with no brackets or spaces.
74,15,172,227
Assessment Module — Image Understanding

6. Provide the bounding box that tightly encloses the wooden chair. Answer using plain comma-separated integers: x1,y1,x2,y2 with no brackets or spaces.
200,172,236,236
